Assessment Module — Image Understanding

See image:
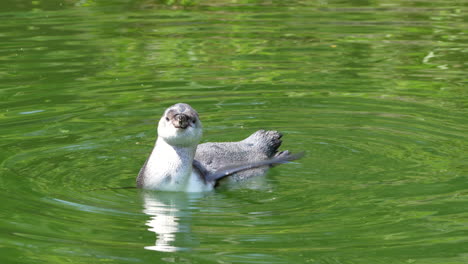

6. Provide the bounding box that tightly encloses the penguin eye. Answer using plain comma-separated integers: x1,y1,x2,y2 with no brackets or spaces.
165,117,169,121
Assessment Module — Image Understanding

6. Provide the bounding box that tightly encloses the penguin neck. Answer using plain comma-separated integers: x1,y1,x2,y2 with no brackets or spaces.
154,137,197,158
145,137,198,191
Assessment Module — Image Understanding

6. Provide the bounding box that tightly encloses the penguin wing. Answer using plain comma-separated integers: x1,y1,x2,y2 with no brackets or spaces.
196,151,304,184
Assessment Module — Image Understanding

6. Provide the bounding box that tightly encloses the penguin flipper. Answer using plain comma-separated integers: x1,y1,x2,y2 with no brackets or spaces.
204,151,304,184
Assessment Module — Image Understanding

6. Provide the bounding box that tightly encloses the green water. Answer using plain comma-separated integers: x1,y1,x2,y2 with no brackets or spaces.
1,0,467,263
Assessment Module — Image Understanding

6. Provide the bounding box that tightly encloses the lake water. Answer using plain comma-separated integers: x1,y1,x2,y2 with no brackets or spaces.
1,0,467,263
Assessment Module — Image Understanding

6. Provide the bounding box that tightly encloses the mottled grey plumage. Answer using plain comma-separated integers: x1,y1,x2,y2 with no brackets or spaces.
195,130,286,183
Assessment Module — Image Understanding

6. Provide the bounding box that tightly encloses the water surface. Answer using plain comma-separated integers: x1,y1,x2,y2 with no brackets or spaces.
1,0,467,263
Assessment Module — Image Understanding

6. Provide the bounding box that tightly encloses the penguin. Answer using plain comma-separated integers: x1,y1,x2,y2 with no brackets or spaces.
137,103,302,192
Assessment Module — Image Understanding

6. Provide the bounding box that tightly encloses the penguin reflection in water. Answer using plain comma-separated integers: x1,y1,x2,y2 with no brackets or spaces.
137,103,303,192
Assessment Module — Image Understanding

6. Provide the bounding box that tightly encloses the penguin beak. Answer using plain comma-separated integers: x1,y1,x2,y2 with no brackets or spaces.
172,114,190,129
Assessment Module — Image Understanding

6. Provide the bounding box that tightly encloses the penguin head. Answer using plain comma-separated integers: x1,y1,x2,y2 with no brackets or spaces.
157,103,203,147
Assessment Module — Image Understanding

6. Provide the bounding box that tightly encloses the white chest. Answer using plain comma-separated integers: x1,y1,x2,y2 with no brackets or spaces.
142,139,214,192
144,165,213,192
